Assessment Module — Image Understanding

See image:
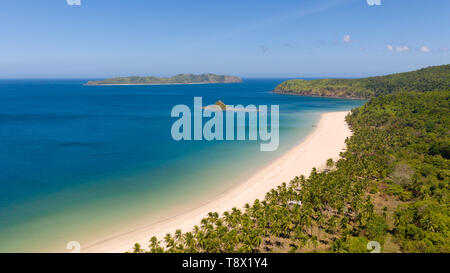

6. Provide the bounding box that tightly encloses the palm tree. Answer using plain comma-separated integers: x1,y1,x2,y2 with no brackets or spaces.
326,158,334,169
164,233,175,251
132,243,143,253
149,236,164,253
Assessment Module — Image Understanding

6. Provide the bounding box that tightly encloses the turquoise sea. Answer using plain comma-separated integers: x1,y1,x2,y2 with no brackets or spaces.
0,79,364,252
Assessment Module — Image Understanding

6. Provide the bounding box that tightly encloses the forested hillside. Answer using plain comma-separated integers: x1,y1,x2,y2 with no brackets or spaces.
274,65,450,99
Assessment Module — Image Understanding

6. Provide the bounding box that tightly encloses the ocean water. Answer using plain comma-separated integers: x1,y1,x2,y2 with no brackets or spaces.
0,79,364,252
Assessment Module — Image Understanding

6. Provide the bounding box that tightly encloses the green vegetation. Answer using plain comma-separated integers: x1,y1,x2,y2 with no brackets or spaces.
131,66,449,253
348,91,449,252
86,73,242,85
274,65,450,99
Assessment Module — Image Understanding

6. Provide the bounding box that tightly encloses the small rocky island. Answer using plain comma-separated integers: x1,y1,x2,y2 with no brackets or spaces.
214,100,227,111
86,74,242,86
203,100,261,112
203,100,228,111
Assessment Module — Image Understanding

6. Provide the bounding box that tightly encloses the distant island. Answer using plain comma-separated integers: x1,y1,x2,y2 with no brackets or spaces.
274,64,450,99
86,73,242,86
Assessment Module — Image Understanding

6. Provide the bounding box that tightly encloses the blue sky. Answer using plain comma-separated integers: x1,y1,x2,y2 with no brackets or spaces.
0,0,449,78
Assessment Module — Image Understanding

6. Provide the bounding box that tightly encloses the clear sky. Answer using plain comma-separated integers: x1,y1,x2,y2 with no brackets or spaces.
1,0,449,78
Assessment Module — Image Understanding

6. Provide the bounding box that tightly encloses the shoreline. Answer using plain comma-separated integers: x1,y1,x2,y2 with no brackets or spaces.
83,111,351,253
271,90,367,100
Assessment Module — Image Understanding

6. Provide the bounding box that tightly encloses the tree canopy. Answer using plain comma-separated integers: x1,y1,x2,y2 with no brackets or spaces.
275,65,450,99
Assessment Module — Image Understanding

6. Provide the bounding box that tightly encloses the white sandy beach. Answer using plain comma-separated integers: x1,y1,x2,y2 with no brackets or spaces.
83,111,351,253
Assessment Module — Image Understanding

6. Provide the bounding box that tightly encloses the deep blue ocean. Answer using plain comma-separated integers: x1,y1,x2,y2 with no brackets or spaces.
0,79,364,252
